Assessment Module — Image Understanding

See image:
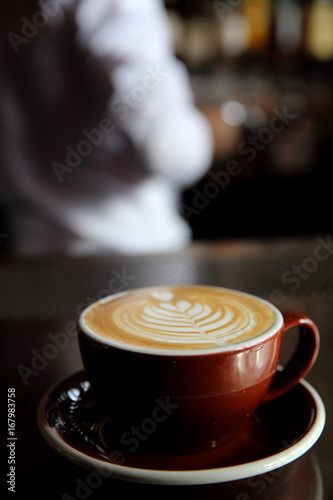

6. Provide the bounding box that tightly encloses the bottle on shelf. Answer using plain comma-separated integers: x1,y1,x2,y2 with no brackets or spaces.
305,0,333,61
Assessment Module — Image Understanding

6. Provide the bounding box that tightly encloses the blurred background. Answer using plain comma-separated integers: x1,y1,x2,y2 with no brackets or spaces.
164,0,333,240
0,0,332,255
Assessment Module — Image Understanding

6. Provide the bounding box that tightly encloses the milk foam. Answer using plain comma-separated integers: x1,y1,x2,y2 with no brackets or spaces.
83,287,276,350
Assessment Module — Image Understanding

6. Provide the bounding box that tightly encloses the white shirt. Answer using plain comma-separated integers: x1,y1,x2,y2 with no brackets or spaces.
0,0,213,256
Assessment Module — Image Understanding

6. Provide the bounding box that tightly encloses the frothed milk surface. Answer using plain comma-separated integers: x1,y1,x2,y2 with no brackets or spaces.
83,286,276,350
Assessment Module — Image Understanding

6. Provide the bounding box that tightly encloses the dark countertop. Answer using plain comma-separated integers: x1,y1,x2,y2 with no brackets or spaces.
1,236,332,499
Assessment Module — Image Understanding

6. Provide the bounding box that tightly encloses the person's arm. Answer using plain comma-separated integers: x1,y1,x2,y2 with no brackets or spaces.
75,0,213,187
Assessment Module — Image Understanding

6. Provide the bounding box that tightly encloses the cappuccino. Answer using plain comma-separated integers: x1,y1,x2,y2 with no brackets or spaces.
82,286,276,351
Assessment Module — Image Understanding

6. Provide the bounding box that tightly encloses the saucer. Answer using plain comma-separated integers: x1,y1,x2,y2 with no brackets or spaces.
38,371,325,486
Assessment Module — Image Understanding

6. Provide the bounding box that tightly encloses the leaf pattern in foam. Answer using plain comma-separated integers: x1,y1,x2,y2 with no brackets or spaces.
137,295,253,343
116,291,258,346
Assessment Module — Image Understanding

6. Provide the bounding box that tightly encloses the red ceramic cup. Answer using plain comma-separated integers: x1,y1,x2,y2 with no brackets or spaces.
78,288,319,455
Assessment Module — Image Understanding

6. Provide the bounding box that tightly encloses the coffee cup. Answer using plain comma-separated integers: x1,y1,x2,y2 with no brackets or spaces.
78,285,319,455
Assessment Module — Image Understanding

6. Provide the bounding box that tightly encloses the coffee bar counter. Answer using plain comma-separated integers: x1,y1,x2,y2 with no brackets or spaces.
1,236,332,499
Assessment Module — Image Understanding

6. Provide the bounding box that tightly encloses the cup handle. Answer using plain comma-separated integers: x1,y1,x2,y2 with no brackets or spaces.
262,310,320,403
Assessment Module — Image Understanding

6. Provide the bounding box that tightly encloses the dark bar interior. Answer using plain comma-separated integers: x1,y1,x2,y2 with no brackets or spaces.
0,2,332,499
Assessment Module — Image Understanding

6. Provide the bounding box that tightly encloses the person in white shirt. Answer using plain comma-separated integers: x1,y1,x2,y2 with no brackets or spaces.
0,0,213,256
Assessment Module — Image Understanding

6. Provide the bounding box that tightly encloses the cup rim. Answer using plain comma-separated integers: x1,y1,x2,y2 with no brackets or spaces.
79,285,284,356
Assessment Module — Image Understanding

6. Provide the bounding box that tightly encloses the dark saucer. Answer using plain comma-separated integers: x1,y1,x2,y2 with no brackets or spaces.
38,371,325,485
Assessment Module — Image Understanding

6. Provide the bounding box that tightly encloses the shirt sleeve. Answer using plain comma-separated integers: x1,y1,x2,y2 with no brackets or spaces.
74,0,213,187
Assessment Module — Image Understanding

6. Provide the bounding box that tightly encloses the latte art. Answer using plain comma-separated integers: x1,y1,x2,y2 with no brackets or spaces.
113,294,258,346
83,287,276,350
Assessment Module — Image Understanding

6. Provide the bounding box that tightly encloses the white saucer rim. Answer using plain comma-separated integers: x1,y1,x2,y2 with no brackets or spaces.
37,376,326,486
